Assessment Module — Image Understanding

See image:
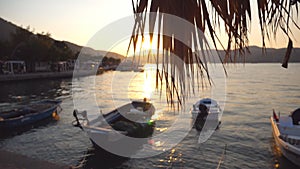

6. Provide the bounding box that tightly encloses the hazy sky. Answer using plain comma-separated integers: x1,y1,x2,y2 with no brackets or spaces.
1,0,299,55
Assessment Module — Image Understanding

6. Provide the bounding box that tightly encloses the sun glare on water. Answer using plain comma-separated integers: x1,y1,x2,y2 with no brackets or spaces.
140,36,159,99
143,66,156,99
127,65,156,100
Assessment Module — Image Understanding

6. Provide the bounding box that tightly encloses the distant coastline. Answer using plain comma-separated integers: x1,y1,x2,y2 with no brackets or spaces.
216,46,300,63
1,17,299,66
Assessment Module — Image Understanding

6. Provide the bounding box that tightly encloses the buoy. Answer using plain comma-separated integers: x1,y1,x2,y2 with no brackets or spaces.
52,111,60,121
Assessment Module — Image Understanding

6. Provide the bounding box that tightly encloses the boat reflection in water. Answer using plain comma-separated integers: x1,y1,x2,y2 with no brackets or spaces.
76,147,130,169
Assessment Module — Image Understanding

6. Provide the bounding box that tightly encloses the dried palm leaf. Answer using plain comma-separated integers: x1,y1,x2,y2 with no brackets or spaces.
129,0,299,107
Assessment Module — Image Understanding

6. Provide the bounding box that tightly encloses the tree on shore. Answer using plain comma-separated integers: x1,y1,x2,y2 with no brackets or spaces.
0,26,75,72
0,41,10,60
130,0,300,106
101,56,121,67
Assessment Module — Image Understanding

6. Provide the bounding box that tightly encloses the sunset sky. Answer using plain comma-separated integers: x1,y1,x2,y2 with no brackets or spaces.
1,0,300,55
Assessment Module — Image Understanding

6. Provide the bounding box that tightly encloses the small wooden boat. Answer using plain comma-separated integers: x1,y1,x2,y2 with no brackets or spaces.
73,100,155,156
191,98,222,130
271,109,300,167
0,100,62,129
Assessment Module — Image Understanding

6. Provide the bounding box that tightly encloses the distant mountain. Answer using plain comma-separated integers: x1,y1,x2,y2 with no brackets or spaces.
128,46,300,64
0,17,124,60
63,41,124,59
0,17,299,63
217,46,300,63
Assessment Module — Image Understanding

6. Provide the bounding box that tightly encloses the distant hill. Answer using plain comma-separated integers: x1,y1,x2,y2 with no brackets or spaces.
63,41,124,59
217,46,300,63
1,17,299,63
0,17,124,60
128,46,300,64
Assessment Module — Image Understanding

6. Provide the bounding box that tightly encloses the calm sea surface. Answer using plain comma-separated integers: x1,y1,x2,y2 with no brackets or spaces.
0,63,300,169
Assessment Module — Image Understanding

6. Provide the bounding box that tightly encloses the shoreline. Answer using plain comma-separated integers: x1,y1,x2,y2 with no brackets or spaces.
0,149,69,169
0,71,96,82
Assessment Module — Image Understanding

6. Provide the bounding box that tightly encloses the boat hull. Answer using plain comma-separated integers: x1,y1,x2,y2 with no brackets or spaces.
270,117,300,166
87,129,152,157
0,100,61,129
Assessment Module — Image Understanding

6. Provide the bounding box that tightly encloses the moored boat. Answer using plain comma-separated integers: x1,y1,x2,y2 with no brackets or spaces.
191,98,222,130
271,109,300,167
0,100,62,129
73,100,155,156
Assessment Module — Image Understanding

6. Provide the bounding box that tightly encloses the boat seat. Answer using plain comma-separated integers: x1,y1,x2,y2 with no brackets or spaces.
280,116,293,127
136,107,143,111
128,108,145,115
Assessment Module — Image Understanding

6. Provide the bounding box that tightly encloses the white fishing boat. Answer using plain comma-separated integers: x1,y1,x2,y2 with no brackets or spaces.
191,98,221,119
191,98,222,130
73,100,155,155
271,109,300,167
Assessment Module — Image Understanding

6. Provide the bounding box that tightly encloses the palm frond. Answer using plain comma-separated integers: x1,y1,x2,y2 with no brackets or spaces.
129,0,299,107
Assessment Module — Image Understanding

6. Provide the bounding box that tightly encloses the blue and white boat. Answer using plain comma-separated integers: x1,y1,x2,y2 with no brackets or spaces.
191,98,222,119
191,98,222,130
0,100,62,129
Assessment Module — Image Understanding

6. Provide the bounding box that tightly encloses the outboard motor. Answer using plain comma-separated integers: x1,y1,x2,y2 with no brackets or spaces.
194,104,209,131
291,108,300,125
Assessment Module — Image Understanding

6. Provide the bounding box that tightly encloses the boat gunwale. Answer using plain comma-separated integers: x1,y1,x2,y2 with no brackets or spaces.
83,125,128,135
271,116,300,156
83,100,154,127
0,100,61,122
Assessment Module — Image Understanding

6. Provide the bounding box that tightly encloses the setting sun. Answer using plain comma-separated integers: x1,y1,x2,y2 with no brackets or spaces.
142,36,154,50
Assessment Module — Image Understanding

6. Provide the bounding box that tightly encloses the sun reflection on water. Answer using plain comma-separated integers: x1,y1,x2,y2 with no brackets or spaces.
143,66,156,99
127,64,157,101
